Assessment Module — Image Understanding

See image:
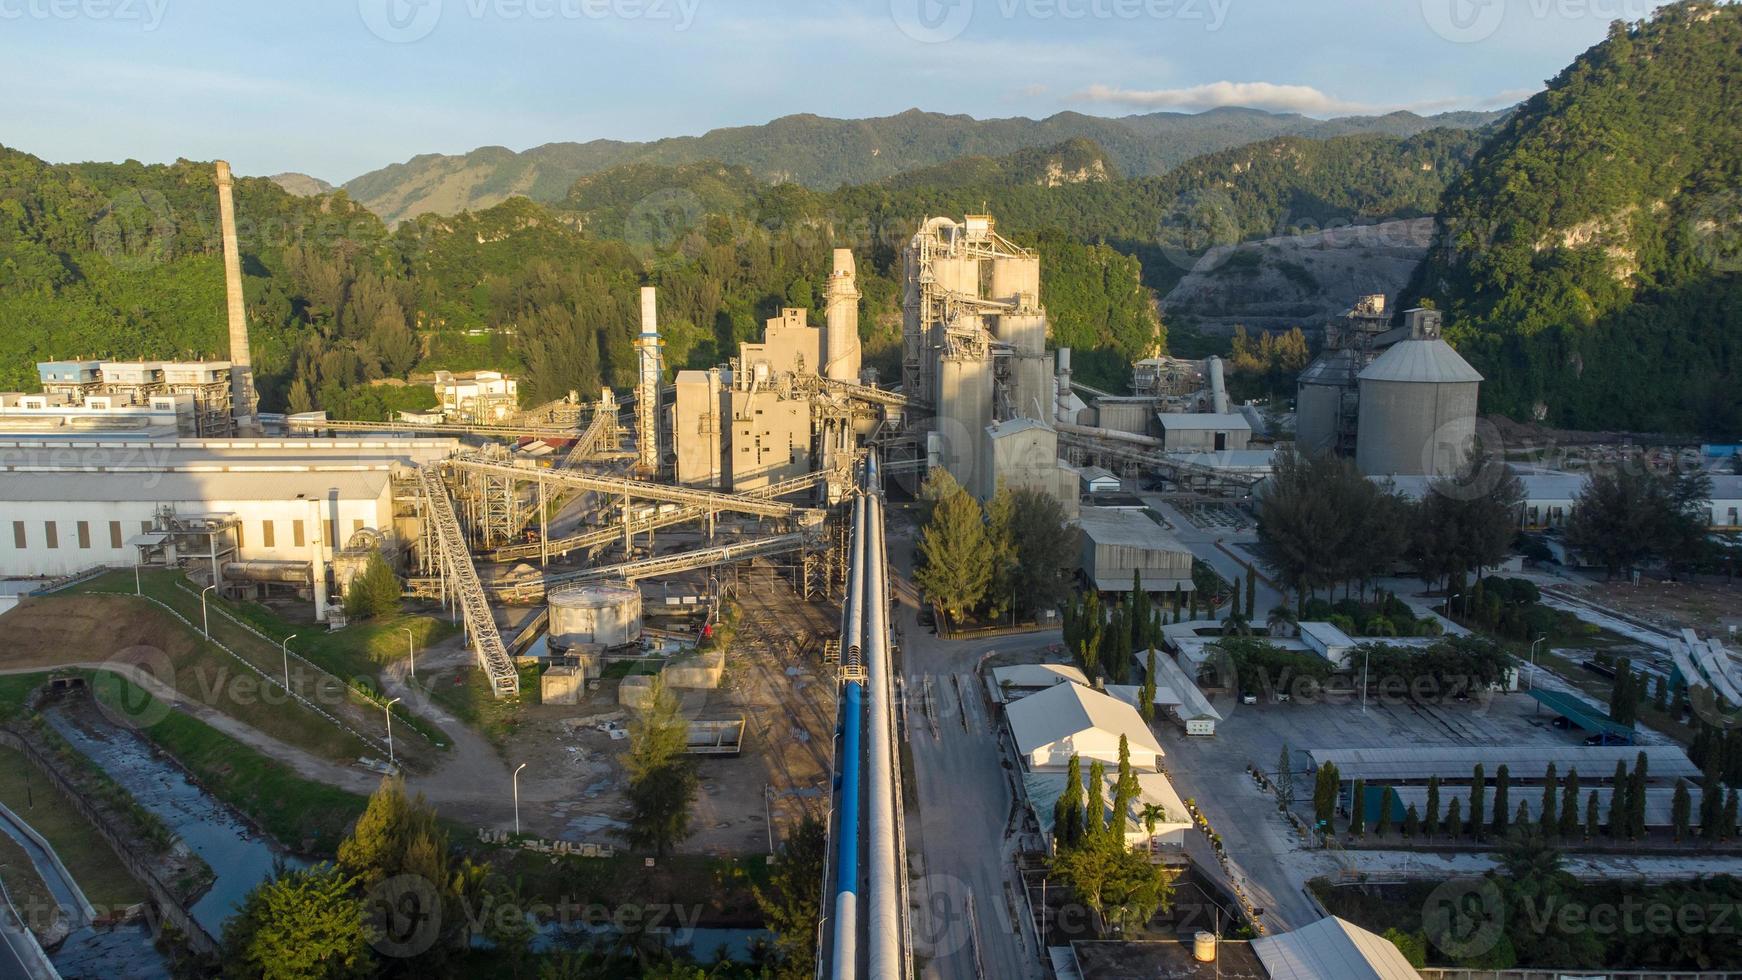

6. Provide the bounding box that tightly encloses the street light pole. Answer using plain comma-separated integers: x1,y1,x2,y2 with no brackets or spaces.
402,627,416,682
385,697,402,768
134,561,141,596
1361,646,1370,715
281,634,298,692
513,762,528,837
200,585,216,638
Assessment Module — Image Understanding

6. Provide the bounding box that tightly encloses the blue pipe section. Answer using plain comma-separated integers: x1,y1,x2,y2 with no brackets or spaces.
835,679,863,898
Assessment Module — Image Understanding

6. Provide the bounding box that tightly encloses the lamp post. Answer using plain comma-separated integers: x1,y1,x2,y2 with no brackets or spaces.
1529,635,1548,714
513,762,528,837
402,627,416,683
281,634,298,692
385,697,401,768
1361,645,1370,715
134,560,141,596
200,585,216,638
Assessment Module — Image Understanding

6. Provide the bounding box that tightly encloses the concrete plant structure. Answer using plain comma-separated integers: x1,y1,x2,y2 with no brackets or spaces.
1297,299,1484,477
214,161,260,435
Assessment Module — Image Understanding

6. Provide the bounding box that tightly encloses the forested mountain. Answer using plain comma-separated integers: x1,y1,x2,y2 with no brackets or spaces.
1416,0,1742,435
343,105,1506,225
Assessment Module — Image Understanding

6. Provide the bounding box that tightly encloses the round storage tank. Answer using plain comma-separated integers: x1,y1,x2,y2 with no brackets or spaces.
1354,339,1483,477
988,254,1040,306
549,584,643,650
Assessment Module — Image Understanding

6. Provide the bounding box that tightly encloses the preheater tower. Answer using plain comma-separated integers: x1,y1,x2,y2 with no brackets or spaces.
636,287,663,475
214,161,259,434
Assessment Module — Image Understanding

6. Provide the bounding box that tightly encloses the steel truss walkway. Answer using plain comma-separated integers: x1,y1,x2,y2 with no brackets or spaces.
486,470,826,563
288,416,581,439
446,454,797,518
417,467,520,696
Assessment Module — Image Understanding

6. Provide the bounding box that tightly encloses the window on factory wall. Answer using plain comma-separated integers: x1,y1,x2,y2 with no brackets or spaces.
44,522,57,549
110,522,123,549
293,520,306,547
262,521,275,549
77,521,90,549
12,522,24,549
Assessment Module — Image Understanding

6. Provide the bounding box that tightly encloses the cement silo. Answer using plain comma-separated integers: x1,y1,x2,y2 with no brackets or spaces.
1354,317,1483,477
549,584,643,650
1295,349,1359,457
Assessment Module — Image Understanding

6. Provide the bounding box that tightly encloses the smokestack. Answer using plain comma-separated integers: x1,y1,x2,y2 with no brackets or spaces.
1208,355,1229,415
635,287,662,475
214,161,259,434
824,248,862,382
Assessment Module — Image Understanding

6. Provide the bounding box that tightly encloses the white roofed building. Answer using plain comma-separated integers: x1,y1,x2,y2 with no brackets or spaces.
1252,916,1423,980
1005,680,1164,772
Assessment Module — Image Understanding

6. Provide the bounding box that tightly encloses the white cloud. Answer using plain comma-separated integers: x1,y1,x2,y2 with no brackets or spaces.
1071,80,1539,117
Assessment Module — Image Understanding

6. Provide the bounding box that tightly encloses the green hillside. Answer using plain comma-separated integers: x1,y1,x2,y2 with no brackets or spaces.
1418,0,1742,434
342,106,1505,225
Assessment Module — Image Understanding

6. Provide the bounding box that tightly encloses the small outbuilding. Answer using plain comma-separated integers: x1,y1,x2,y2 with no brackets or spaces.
1076,506,1194,592
1157,413,1252,452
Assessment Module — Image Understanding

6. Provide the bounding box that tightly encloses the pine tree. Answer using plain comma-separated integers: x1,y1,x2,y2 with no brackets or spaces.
1559,769,1581,839
1350,779,1366,836
1376,787,1395,836
1425,777,1441,838
1403,804,1420,839
1585,790,1601,840
1492,765,1510,836
1060,755,1084,848
1672,779,1692,841
1445,797,1462,841
1469,764,1486,840
913,470,993,621
1112,737,1140,838
1139,647,1158,722
1539,763,1558,837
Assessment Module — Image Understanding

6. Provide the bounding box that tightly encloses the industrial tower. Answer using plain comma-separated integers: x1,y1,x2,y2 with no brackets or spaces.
636,287,663,476
214,161,260,435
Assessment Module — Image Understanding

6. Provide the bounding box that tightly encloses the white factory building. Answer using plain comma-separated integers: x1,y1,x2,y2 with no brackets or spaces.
1005,679,1165,771
0,438,455,579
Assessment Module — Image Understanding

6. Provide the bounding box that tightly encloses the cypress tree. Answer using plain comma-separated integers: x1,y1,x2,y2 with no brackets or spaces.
1350,779,1366,836
1139,647,1158,722
1559,769,1581,838
1672,779,1692,841
1515,799,1529,830
1060,755,1084,848
1492,765,1511,836
1469,764,1486,840
1585,790,1600,840
1085,760,1107,840
1539,763,1559,836
1629,752,1650,839
1445,797,1462,841
1245,565,1257,624
1376,787,1395,836
1725,789,1739,841
1700,781,1723,842
1112,736,1139,838
1403,804,1420,839
1425,777,1441,838
1230,575,1242,619
1610,761,1630,839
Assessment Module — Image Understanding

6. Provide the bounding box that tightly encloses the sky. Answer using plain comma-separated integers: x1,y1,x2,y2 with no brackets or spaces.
0,0,1654,183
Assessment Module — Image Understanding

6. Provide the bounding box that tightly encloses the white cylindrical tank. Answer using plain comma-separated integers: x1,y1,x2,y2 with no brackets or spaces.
823,249,861,382
988,254,1040,306
1355,338,1484,477
935,256,980,298
549,584,643,650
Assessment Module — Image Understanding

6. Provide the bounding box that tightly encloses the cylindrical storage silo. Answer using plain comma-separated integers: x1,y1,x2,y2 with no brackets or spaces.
549,584,644,650
1355,339,1483,477
1193,931,1217,962
988,254,1040,307
935,256,981,299
1294,349,1357,457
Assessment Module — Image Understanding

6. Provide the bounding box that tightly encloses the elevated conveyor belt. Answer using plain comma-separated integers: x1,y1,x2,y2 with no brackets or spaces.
418,467,519,697
288,416,581,439
446,454,797,518
543,532,812,590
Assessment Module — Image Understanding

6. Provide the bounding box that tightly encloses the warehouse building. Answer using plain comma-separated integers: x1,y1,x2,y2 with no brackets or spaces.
1251,915,1423,980
1157,413,1252,452
1024,768,1193,857
1005,680,1164,771
1077,506,1194,592
0,438,454,581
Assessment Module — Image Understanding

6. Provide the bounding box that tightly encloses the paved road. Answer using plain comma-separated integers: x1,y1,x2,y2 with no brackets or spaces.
1144,499,1286,618
887,506,1050,980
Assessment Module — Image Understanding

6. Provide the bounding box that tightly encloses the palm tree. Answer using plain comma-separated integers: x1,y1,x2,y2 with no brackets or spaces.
1266,604,1297,637
1140,803,1169,838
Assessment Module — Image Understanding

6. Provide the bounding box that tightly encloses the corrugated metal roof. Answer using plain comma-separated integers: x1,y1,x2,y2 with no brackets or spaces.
1306,745,1699,782
1357,339,1483,384
1157,413,1252,432
1076,506,1190,551
1253,916,1422,980
1005,681,1166,759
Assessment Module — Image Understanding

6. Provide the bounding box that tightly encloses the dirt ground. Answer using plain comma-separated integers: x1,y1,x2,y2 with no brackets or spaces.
1561,576,1742,638
500,565,839,857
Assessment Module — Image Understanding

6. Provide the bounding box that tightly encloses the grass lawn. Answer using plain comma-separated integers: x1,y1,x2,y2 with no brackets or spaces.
0,674,43,722
0,832,60,935
0,745,146,909
93,677,371,857
67,570,447,756
426,661,540,746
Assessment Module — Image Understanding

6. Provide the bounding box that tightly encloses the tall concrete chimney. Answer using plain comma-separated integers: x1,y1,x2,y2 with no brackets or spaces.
215,161,259,434
1056,347,1073,422
823,248,861,383
635,287,662,475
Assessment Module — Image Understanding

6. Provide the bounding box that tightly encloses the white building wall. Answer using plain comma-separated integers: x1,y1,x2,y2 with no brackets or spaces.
0,489,393,578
